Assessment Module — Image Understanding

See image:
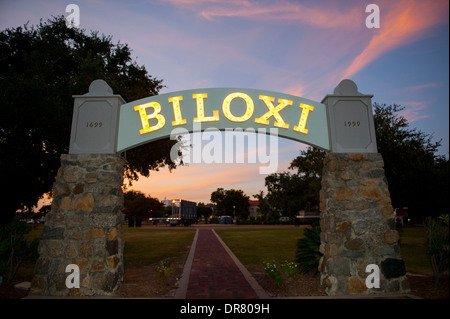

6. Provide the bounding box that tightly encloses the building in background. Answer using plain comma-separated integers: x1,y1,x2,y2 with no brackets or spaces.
248,200,261,219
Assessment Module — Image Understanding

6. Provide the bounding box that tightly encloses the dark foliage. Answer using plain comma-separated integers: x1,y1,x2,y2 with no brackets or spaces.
0,17,175,224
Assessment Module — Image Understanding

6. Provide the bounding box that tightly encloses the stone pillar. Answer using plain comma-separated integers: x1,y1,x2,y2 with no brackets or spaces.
31,153,125,296
319,153,409,295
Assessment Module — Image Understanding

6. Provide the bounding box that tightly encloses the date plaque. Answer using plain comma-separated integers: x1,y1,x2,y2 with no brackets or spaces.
69,80,125,154
322,80,377,153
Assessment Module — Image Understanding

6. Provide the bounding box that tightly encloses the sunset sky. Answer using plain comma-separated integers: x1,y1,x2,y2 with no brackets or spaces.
1,0,448,205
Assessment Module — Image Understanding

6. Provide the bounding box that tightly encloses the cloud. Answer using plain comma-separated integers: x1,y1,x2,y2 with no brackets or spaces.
128,162,268,202
391,82,443,123
404,82,442,92
283,84,305,98
160,1,366,99
166,0,362,29
343,0,449,79
397,101,433,123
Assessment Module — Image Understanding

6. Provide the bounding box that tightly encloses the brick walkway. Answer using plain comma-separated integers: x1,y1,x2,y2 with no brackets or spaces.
184,228,260,299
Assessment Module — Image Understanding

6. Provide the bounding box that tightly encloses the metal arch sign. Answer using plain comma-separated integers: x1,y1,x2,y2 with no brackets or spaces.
116,88,330,152
69,79,377,155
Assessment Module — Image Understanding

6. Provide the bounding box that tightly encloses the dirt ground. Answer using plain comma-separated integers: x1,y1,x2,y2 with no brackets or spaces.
407,274,449,299
117,269,449,299
252,270,327,297
116,260,185,298
2,269,448,299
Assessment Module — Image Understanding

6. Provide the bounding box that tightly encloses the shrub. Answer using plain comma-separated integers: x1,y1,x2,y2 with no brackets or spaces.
425,214,449,288
0,218,39,282
295,225,322,276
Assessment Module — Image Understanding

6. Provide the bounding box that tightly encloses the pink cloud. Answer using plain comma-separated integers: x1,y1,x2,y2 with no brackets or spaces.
127,162,268,203
397,101,433,123
343,0,449,79
166,0,362,29
405,82,441,92
283,84,305,98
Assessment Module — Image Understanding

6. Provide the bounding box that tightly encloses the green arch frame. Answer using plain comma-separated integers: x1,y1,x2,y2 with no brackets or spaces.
69,79,377,155
117,88,329,152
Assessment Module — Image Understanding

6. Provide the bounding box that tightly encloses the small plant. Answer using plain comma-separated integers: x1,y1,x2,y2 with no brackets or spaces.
155,260,173,279
263,260,299,288
280,261,298,279
263,261,283,288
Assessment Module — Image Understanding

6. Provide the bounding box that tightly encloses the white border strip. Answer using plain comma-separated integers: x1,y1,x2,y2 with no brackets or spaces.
174,229,199,299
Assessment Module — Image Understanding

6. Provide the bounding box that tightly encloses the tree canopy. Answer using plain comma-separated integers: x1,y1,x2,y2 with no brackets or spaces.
264,103,448,220
0,17,176,224
123,190,164,222
373,103,449,219
263,147,325,218
210,188,249,219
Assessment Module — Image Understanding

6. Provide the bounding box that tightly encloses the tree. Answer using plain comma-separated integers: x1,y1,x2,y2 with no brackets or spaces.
264,172,302,218
289,146,326,212
197,202,213,222
0,17,176,225
253,191,272,220
268,104,449,221
289,147,326,179
210,188,249,219
123,190,164,223
282,103,449,221
373,103,449,219
263,147,325,218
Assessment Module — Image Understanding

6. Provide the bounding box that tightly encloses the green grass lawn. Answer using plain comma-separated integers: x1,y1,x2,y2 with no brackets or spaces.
18,224,437,281
215,227,305,271
122,227,196,267
398,226,434,275
17,225,196,279
216,226,437,275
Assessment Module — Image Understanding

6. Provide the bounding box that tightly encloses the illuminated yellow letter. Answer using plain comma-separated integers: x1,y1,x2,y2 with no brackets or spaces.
255,95,292,129
222,92,254,122
169,96,186,126
193,93,219,122
134,102,166,134
294,103,314,134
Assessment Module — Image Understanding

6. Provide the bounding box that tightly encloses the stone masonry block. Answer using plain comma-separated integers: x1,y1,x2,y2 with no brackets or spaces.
319,152,409,296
